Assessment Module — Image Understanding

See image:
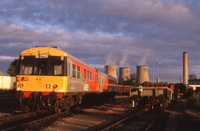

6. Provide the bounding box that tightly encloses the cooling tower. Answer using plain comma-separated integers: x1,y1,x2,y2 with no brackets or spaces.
183,52,188,84
118,67,130,83
136,65,149,85
105,65,117,79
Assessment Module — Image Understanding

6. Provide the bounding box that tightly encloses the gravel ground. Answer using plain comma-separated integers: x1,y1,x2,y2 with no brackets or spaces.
150,99,200,131
42,95,133,131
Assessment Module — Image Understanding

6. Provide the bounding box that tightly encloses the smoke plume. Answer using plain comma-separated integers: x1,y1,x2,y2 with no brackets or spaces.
105,52,118,65
138,53,149,65
120,53,129,67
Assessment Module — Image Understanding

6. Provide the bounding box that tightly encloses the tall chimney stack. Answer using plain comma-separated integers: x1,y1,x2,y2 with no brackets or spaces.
183,52,188,85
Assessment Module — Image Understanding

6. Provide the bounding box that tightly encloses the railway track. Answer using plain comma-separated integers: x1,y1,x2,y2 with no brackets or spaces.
101,107,162,131
0,96,162,131
0,97,19,108
0,110,56,131
0,106,84,131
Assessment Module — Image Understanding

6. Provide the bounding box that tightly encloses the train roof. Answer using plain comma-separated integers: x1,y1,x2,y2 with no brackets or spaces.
20,46,117,80
20,46,67,57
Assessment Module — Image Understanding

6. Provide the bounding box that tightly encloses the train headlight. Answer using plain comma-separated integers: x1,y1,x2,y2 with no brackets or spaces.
18,83,24,88
53,84,58,88
46,84,51,88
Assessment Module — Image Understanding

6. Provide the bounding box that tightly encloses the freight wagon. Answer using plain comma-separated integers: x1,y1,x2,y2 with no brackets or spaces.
130,86,172,109
117,85,131,94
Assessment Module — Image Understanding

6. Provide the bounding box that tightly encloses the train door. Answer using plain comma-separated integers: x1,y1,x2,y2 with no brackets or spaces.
99,73,104,92
66,58,71,92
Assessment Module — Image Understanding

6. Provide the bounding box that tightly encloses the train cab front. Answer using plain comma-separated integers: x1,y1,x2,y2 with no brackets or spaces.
16,47,68,111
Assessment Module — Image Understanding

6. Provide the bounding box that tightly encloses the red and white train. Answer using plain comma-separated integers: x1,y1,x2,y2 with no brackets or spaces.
16,46,117,113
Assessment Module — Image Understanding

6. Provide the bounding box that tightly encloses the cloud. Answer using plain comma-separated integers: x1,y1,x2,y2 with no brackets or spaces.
0,56,17,61
1,0,199,35
0,0,200,82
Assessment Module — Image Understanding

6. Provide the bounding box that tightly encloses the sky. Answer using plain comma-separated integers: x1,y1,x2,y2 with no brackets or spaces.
1,0,200,83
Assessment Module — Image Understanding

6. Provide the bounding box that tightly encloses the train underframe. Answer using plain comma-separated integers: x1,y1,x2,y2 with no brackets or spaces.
132,95,171,110
17,91,116,113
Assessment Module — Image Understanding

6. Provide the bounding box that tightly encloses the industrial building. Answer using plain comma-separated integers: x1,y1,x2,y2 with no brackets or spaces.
188,75,200,84
0,76,16,90
188,75,200,93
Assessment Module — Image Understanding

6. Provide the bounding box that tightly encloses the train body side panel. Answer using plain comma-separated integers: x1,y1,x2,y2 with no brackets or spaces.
67,57,100,93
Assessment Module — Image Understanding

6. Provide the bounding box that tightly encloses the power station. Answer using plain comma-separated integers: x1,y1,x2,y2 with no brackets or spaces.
104,51,192,86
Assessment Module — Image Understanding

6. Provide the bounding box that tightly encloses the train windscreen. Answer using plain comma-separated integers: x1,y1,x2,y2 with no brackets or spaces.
19,56,65,76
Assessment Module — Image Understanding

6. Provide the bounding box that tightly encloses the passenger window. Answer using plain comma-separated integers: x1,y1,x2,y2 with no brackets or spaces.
72,64,76,78
90,72,92,81
77,66,80,79
84,69,86,79
87,70,89,80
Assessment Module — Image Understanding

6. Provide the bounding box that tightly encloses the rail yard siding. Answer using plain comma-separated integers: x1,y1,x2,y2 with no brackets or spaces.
0,76,16,90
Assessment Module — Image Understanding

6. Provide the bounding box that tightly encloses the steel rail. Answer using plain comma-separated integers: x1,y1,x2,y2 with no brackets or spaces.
2,112,59,131
101,107,151,131
0,110,52,130
145,111,162,131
